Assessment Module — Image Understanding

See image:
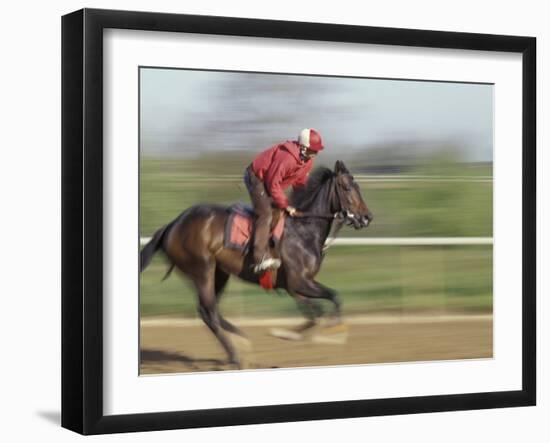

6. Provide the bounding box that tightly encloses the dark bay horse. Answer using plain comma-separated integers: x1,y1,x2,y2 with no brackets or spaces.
140,161,373,367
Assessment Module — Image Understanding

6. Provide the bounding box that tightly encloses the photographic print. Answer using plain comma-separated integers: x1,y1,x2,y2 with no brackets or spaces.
138,67,494,375
62,9,535,433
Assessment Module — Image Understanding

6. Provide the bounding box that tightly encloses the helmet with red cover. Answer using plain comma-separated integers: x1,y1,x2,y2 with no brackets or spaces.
298,128,324,152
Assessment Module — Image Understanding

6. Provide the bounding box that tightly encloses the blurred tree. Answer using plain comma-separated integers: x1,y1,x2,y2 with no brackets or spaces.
192,73,351,153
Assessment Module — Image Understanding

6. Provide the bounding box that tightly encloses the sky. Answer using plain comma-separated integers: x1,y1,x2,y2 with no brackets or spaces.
140,67,494,161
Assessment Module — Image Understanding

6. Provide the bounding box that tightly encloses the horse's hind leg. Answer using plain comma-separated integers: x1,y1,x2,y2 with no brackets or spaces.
193,267,241,367
219,316,249,342
214,268,249,340
197,304,240,367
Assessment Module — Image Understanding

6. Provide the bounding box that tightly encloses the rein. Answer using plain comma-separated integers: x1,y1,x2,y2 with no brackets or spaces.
293,211,340,220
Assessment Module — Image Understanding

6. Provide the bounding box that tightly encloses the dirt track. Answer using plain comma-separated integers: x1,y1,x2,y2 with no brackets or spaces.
140,315,492,375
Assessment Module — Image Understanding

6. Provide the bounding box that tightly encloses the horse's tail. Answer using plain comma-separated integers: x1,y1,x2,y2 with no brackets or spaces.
161,264,175,281
140,224,171,273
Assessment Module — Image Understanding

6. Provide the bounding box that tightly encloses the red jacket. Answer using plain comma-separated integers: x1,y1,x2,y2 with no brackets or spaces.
251,140,314,209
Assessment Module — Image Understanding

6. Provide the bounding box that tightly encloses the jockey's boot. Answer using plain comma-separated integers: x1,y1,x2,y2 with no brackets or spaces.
253,254,281,274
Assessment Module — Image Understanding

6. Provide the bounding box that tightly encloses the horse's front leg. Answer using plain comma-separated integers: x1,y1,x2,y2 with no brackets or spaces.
311,281,343,326
269,288,324,341
284,293,323,336
289,279,348,344
288,277,343,326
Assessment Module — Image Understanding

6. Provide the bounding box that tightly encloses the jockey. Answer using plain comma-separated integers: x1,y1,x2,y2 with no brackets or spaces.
244,128,324,273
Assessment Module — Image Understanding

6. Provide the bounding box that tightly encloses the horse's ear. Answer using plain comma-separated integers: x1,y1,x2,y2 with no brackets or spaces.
334,160,350,175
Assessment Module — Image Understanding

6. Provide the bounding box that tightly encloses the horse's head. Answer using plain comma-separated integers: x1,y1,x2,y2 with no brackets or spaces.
333,161,373,229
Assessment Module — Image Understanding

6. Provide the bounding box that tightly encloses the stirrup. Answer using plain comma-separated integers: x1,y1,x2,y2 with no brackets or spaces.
253,257,281,273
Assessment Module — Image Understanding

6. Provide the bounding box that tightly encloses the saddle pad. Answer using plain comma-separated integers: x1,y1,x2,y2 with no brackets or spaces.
224,205,285,252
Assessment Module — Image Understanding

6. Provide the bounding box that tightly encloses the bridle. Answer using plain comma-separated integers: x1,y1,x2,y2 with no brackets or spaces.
294,174,357,225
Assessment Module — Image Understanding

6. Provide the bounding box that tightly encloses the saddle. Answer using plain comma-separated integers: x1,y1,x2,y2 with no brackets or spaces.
224,203,286,253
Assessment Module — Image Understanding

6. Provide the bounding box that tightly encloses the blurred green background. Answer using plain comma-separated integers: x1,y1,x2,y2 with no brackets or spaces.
140,154,493,318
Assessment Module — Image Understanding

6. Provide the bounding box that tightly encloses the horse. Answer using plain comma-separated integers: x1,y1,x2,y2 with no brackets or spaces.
140,160,373,367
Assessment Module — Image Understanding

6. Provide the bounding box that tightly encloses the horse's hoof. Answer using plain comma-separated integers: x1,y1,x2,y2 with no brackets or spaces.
231,334,253,351
311,324,349,345
238,355,255,370
310,332,348,345
269,327,304,341
293,320,318,334
228,358,242,369
323,323,349,334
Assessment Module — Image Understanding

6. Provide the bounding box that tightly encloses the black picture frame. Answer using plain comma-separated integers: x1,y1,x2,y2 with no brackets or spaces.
61,8,536,435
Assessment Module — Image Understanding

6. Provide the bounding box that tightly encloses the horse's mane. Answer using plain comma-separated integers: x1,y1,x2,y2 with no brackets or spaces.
290,167,334,209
